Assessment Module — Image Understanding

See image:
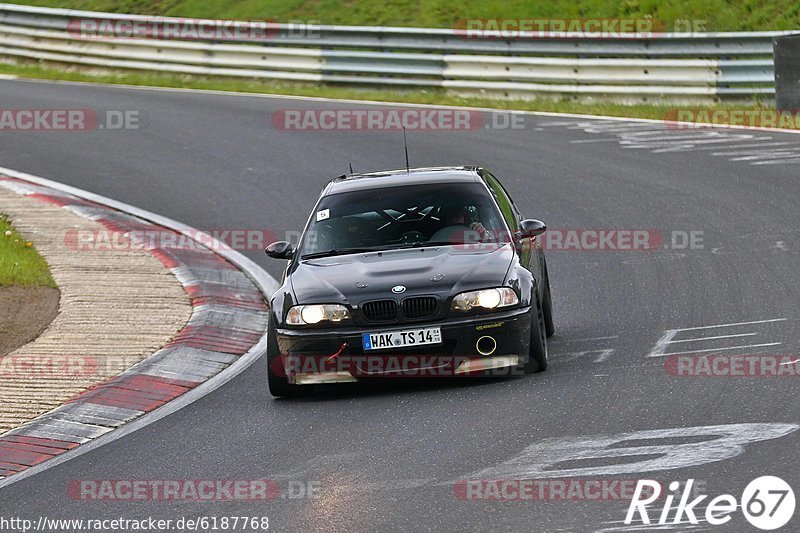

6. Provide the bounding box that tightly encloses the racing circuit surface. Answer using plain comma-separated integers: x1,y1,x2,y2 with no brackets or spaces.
1,78,799,531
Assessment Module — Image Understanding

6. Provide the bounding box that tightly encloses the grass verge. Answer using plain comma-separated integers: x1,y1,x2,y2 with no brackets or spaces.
2,0,799,32
0,213,56,288
0,61,785,128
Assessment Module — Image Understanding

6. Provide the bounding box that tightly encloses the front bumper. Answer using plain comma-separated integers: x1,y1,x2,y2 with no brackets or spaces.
274,307,532,384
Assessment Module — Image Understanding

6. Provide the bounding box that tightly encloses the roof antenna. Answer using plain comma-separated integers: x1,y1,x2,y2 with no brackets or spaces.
348,162,354,174
403,126,410,173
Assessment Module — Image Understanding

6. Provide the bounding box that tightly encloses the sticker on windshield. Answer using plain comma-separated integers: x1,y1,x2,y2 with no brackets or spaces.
316,209,330,221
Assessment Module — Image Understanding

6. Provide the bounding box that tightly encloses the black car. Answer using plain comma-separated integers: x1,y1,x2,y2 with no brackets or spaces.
264,166,554,397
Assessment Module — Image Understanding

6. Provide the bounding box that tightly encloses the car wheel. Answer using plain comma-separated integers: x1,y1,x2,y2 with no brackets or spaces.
524,294,549,374
266,317,305,398
542,262,555,338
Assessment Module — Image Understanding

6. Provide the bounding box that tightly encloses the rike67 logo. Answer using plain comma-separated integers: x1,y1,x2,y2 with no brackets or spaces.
626,476,795,530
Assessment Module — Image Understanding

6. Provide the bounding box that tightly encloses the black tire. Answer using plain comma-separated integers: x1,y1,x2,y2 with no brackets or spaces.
524,295,549,374
542,263,555,338
266,317,306,398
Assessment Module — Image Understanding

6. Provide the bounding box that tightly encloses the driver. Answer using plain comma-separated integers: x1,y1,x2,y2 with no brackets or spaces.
439,205,491,242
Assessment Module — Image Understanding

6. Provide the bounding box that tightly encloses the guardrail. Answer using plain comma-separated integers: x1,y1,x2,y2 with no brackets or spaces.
0,3,791,103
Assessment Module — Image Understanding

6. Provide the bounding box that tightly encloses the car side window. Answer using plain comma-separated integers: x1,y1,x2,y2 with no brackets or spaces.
484,172,520,231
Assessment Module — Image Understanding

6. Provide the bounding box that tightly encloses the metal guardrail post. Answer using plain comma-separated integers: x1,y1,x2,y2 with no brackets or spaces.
774,35,800,111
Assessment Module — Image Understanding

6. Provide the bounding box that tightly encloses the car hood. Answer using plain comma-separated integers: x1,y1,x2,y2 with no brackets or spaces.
290,244,515,304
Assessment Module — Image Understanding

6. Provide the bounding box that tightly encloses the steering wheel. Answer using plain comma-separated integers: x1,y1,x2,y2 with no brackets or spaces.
428,224,474,243
401,231,427,244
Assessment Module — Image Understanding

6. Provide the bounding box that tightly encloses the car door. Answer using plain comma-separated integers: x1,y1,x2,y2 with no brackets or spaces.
482,170,543,284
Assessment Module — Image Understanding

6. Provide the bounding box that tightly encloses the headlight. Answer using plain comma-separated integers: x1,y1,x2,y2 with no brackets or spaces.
287,304,351,325
452,288,519,312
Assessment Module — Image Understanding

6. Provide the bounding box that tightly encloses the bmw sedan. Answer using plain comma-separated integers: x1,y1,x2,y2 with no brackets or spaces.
264,166,554,397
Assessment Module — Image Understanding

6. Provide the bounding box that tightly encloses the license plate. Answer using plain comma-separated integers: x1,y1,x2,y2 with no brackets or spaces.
362,327,442,351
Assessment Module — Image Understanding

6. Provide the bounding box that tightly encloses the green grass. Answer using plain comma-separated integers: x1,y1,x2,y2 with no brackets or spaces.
0,60,784,128
0,213,56,287
2,0,799,31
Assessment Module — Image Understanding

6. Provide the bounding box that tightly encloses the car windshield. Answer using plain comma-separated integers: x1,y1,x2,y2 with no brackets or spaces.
298,182,511,258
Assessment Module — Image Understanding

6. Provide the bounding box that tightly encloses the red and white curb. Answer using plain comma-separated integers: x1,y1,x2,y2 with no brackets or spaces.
0,167,278,488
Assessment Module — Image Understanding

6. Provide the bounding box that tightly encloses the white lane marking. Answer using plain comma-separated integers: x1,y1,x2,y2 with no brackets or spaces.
563,335,619,342
646,137,780,154
570,138,623,143
665,332,758,344
647,319,787,358
549,121,656,129
584,124,663,131
622,131,754,143
461,423,799,481
558,335,617,363
753,157,800,165
561,349,615,363
579,128,667,137
621,136,760,151
620,130,749,140
581,125,667,134
674,141,795,152
655,342,783,357
585,125,668,132
0,74,18,80
727,151,800,162
712,145,798,155
649,330,681,357
668,318,787,332
0,165,280,490
733,150,800,164
540,119,800,165
659,136,749,147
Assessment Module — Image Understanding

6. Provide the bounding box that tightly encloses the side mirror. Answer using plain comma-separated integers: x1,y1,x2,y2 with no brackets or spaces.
518,219,547,238
265,241,295,260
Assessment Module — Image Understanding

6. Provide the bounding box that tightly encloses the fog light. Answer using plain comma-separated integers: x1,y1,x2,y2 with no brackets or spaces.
476,336,497,356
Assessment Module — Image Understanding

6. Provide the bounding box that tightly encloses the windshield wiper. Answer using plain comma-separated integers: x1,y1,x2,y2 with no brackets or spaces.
373,241,461,251
411,240,458,247
300,248,375,260
301,241,472,259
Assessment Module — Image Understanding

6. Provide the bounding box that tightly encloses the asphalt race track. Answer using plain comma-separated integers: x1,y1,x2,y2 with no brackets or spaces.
1,78,799,532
